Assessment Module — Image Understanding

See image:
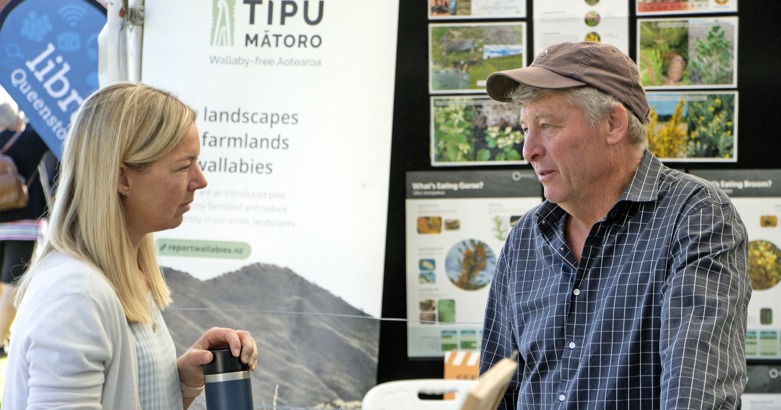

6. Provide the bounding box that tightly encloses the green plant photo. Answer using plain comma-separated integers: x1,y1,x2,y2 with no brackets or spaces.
432,96,525,165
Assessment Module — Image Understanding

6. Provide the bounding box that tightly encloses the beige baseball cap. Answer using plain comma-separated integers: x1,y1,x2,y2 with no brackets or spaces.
485,42,650,123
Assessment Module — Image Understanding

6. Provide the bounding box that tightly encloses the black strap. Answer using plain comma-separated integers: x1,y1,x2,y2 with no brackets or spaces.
1,131,23,154
1,131,39,188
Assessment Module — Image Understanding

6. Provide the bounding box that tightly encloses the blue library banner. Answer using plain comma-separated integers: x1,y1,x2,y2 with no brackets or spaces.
0,0,105,158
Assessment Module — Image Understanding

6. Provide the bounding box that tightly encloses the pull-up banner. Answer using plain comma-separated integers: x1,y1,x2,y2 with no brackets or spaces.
142,0,399,406
144,0,398,321
0,0,105,158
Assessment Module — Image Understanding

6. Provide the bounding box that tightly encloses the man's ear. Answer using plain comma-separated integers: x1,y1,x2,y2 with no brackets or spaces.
605,103,629,146
118,163,131,196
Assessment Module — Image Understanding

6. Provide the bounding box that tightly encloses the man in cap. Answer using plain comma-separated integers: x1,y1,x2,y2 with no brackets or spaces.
479,41,750,408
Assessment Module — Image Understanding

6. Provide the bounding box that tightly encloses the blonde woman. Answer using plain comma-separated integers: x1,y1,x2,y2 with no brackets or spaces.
3,82,258,409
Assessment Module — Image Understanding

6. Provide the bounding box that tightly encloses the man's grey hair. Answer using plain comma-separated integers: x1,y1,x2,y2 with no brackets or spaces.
508,84,648,148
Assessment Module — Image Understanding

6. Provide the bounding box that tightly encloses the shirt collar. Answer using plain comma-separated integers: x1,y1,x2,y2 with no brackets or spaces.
618,149,663,204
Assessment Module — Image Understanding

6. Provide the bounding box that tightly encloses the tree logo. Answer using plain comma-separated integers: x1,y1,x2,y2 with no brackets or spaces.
211,0,235,47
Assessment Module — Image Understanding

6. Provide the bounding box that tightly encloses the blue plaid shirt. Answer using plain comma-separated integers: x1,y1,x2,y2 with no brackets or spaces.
480,151,750,409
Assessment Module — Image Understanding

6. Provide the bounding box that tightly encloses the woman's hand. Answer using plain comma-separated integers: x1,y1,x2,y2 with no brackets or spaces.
176,326,258,389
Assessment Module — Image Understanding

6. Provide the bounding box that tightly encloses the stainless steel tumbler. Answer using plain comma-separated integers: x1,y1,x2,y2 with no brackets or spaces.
203,347,254,410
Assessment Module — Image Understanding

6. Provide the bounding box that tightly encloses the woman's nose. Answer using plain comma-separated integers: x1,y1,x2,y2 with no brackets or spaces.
191,165,208,190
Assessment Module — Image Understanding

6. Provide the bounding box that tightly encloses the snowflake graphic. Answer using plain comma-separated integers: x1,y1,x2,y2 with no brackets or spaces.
21,11,53,42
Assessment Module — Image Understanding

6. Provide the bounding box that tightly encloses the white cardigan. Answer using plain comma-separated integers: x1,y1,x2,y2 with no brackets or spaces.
3,252,141,409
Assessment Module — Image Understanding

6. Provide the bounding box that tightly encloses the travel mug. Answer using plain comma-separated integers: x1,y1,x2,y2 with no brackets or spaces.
203,347,254,410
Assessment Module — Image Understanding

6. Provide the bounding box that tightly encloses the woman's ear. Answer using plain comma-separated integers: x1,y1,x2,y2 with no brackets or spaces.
605,103,629,146
118,163,131,197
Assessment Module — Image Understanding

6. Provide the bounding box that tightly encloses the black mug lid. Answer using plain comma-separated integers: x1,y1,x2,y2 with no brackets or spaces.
203,347,249,375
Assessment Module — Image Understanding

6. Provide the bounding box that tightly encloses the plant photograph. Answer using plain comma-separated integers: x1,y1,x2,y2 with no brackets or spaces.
638,17,737,88
429,0,526,20
429,23,525,93
437,299,457,323
646,92,736,161
419,270,436,284
748,239,781,291
417,216,443,234
431,96,525,165
445,239,497,291
637,0,738,15
585,11,601,27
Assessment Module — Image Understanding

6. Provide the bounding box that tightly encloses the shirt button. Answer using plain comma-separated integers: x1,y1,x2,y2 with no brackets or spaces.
559,394,566,402
569,342,576,349
573,289,580,296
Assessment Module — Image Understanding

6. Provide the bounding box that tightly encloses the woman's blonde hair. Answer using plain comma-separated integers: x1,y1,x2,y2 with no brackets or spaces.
16,82,197,324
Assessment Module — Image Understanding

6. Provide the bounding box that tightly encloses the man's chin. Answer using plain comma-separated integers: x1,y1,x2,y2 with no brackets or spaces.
542,189,563,204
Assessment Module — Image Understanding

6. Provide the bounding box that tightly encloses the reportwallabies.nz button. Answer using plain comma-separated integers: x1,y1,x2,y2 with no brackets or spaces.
157,239,250,259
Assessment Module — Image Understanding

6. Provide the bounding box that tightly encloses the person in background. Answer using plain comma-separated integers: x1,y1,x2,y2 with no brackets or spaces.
3,82,258,409
479,41,750,409
0,95,51,357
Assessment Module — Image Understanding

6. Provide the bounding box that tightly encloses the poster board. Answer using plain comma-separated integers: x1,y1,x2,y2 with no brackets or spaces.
689,169,781,360
406,170,540,357
533,0,629,54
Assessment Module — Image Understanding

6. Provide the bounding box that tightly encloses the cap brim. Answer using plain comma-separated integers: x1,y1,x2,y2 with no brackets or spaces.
485,67,587,102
